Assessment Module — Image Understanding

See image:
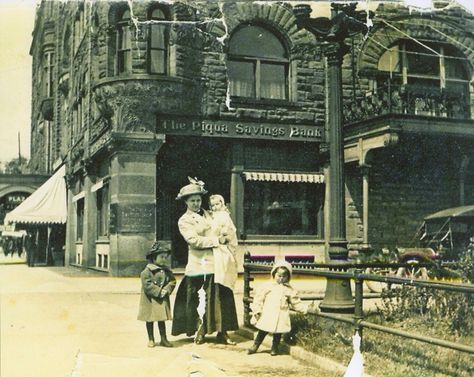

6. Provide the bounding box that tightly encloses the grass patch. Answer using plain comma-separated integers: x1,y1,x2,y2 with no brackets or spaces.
291,312,474,377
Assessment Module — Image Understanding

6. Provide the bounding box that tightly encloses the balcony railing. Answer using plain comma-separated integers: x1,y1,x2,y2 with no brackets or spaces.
344,83,471,124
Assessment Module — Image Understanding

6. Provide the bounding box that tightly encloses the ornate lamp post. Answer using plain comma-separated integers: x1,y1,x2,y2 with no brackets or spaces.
293,3,371,312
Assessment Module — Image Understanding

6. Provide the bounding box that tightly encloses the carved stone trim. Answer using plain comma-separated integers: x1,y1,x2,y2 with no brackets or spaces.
106,132,165,156
358,17,474,73
344,131,399,165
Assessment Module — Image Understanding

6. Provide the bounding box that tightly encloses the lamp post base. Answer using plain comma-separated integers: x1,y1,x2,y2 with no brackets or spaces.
320,240,355,313
319,276,355,313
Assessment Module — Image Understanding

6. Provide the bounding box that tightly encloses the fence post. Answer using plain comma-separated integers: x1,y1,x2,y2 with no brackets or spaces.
243,251,252,327
354,268,364,350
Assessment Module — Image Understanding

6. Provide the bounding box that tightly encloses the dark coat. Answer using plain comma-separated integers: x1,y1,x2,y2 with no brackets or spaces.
137,264,176,322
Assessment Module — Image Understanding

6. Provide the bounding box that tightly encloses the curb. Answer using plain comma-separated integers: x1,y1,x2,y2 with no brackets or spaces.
236,326,369,376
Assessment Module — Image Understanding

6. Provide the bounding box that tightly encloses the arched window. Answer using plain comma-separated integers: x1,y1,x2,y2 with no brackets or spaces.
148,8,168,74
377,40,470,93
227,25,288,100
116,9,131,74
376,39,470,117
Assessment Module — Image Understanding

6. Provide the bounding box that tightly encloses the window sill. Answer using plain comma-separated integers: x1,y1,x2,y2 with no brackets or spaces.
96,238,110,244
240,237,324,244
89,266,109,273
230,97,299,108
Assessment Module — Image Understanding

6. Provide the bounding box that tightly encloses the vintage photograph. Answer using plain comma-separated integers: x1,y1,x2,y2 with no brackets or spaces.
1,0,474,376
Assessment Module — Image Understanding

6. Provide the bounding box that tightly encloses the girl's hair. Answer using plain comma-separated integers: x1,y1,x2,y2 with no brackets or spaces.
272,266,290,280
209,194,230,212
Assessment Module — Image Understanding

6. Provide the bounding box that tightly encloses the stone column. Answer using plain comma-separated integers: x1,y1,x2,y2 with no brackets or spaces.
230,165,244,238
64,173,75,266
81,171,96,268
107,132,164,276
360,164,371,250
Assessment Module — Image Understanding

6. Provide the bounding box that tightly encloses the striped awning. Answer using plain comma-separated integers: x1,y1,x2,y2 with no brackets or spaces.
242,171,324,183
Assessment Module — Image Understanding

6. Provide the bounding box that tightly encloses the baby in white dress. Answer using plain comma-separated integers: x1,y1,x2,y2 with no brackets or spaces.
207,194,238,290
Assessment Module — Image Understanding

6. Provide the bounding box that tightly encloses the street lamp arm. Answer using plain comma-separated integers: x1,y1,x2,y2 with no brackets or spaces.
293,3,373,43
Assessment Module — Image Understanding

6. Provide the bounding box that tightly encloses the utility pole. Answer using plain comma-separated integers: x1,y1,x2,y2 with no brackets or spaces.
294,3,372,313
18,132,22,173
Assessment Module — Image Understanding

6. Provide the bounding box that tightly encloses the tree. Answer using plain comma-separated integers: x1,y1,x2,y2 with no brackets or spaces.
3,156,29,174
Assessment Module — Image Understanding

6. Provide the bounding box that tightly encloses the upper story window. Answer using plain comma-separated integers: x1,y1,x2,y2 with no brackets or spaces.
116,9,132,74
378,40,470,93
373,39,471,118
62,26,71,68
73,4,85,53
43,49,54,97
148,8,169,74
227,25,289,100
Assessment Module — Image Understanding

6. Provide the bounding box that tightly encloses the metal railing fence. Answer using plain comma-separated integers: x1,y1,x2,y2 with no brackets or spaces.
243,254,474,355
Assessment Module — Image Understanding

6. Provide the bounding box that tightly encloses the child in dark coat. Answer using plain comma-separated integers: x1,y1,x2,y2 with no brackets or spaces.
137,241,176,347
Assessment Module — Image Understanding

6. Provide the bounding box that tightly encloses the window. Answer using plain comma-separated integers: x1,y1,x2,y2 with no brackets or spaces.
76,198,84,241
148,8,168,74
43,49,54,97
378,40,470,92
243,180,324,236
227,25,288,100
96,184,109,238
376,40,470,117
116,10,132,74
62,26,71,68
73,4,85,53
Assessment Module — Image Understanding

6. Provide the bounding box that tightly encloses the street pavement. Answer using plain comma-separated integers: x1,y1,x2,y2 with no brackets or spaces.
0,257,346,377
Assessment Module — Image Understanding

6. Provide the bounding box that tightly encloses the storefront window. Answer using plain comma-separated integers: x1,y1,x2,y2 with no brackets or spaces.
244,181,323,236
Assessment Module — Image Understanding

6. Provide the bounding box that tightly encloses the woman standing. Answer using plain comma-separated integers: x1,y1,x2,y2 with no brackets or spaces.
171,177,239,345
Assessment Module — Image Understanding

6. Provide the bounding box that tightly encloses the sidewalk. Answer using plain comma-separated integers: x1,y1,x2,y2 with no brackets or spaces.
0,263,345,377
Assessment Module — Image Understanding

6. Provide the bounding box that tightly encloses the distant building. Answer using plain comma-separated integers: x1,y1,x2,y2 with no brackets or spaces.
0,174,49,224
29,0,474,276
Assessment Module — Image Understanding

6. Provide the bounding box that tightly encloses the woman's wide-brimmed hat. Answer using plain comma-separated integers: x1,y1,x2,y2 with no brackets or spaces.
175,177,208,200
146,240,171,258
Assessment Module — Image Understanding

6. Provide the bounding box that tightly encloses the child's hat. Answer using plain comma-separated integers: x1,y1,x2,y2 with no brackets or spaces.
271,260,293,278
146,240,171,258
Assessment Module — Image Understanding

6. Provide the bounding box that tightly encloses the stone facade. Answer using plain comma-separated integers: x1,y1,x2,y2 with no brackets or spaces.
29,0,474,275
343,1,474,252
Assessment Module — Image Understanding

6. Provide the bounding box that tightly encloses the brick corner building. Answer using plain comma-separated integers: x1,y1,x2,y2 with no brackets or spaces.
29,0,474,275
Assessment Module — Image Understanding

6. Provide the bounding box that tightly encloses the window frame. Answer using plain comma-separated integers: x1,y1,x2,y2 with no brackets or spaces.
148,7,169,75
116,10,132,75
95,183,110,240
241,179,325,239
378,40,470,91
227,25,290,101
75,197,84,242
43,49,54,98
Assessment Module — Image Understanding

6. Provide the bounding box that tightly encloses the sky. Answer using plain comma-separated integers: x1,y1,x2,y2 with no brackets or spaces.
0,0,473,170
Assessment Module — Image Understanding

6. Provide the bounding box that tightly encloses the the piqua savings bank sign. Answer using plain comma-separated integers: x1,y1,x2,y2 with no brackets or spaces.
156,117,323,142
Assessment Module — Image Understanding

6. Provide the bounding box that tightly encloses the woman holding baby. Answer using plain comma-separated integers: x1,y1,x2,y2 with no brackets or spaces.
171,177,239,345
